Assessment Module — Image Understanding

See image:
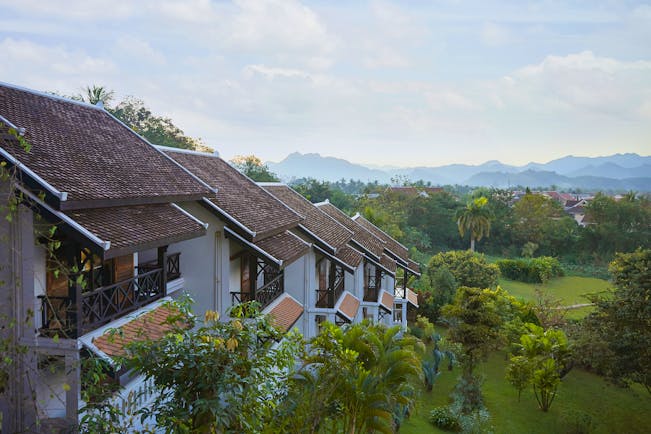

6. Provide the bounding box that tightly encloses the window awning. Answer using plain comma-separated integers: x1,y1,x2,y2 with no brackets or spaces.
263,293,304,332
336,292,361,322
379,290,395,313
224,226,309,269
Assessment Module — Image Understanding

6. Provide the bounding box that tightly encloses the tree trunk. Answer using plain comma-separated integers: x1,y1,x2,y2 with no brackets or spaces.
470,237,475,252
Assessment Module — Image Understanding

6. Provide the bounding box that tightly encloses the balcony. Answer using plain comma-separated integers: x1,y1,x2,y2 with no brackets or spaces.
316,266,345,308
38,252,181,338
231,273,284,311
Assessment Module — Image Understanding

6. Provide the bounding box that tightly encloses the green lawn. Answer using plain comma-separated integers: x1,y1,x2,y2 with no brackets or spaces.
402,352,651,434
498,276,611,320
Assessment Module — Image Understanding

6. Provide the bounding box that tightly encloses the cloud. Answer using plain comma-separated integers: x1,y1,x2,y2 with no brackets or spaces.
500,51,651,120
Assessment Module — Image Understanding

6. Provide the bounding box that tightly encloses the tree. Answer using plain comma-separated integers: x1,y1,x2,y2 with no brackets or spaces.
230,155,280,182
512,193,564,247
575,249,651,394
118,302,303,433
111,96,213,152
441,286,504,412
456,196,492,252
272,321,422,433
507,324,571,411
77,85,115,106
427,250,499,290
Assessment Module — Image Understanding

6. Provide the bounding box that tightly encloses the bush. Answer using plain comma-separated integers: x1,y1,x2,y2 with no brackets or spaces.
429,406,461,432
496,257,564,283
428,251,500,289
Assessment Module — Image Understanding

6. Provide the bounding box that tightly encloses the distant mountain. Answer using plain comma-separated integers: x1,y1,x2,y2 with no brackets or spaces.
524,153,651,175
267,152,651,191
268,152,392,183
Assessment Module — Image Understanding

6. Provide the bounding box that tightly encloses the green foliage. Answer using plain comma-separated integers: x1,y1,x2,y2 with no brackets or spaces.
230,155,280,182
429,406,461,431
496,256,564,283
428,250,499,289
456,196,492,251
272,321,423,434
512,193,564,246
110,96,211,152
575,249,651,393
120,301,303,433
507,324,571,412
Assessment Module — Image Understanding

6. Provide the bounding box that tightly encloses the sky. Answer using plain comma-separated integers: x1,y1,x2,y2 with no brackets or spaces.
0,0,650,167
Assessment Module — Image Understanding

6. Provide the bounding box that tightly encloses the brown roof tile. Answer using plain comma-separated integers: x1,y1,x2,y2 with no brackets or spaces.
0,84,211,208
66,203,206,258
261,184,352,250
254,231,310,267
316,202,385,259
354,214,409,262
163,150,302,240
380,290,395,312
266,295,303,332
407,259,421,275
337,292,360,321
380,254,397,274
93,305,188,358
335,246,363,269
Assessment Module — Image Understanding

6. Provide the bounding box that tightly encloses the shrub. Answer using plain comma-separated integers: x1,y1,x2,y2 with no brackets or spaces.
428,250,500,289
496,256,564,283
429,406,461,432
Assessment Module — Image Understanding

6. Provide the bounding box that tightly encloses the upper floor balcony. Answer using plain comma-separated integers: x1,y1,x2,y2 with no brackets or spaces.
38,250,181,338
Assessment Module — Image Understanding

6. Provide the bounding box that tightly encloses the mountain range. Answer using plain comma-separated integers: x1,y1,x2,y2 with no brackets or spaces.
267,152,651,191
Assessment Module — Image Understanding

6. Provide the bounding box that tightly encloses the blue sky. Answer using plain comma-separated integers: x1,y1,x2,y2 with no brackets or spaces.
1,0,650,166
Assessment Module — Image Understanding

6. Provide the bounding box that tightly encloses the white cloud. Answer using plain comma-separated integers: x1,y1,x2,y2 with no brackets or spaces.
114,36,166,65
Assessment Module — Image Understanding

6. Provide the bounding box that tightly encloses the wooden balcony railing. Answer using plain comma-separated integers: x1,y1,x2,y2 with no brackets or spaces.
231,273,284,311
363,286,379,302
316,278,345,308
138,252,181,281
39,268,164,338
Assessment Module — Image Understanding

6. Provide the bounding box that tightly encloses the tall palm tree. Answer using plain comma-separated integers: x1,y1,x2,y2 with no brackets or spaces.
456,196,492,252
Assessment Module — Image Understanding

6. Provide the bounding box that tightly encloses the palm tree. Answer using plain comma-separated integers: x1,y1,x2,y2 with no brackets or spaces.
80,85,115,107
456,196,492,252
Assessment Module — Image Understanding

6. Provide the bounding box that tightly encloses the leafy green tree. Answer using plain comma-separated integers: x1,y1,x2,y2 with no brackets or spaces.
507,324,571,411
512,193,564,247
121,302,303,433
110,96,212,152
441,287,504,412
427,250,499,289
230,155,280,182
456,196,492,251
576,249,651,394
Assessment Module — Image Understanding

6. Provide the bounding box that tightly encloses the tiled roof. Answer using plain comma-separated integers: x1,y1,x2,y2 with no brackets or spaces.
0,84,211,209
261,184,352,250
337,292,360,321
92,305,188,358
380,290,395,312
66,203,206,258
254,231,310,267
265,294,303,332
406,288,419,308
336,246,364,269
163,150,302,240
316,202,385,259
407,259,421,275
353,214,409,262
381,254,397,274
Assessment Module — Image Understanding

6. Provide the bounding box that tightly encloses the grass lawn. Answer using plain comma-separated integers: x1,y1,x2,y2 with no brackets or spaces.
498,276,611,319
402,351,651,434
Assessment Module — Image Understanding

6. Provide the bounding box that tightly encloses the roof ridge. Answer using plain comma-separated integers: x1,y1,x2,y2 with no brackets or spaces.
156,144,220,158
0,81,103,111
